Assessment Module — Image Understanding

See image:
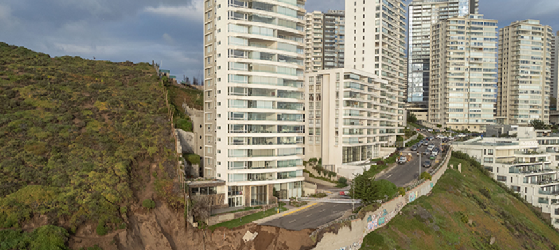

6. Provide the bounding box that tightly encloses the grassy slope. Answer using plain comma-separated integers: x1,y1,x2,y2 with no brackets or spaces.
361,156,559,250
166,84,203,132
0,42,180,238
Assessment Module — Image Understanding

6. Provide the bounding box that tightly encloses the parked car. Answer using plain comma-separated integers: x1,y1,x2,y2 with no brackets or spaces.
431,151,438,157
411,145,418,151
339,191,349,196
427,145,435,151
457,134,466,138
423,149,431,155
423,141,429,146
428,129,433,132
422,160,431,168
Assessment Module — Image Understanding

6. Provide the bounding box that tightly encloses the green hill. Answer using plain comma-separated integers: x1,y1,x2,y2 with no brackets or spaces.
361,152,559,250
0,42,181,247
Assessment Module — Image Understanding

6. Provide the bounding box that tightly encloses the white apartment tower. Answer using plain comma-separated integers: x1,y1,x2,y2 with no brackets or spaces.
305,69,404,176
304,11,324,72
497,20,554,125
203,0,307,207
429,14,498,132
304,10,345,72
407,0,479,109
552,32,558,109
345,0,407,102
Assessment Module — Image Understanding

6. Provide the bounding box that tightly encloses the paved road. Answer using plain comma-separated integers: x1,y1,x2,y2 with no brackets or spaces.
260,203,353,230
377,132,442,186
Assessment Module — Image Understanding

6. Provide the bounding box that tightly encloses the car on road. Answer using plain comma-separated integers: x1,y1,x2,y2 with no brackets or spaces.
398,156,408,164
339,191,349,196
427,144,435,151
422,160,431,168
423,149,431,155
411,145,418,151
428,129,433,132
457,134,466,138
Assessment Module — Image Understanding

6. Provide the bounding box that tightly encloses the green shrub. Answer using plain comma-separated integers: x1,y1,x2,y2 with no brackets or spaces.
420,172,432,181
142,199,156,210
185,154,201,165
398,187,406,197
96,221,108,236
362,231,386,248
338,177,348,186
480,187,491,199
175,117,193,132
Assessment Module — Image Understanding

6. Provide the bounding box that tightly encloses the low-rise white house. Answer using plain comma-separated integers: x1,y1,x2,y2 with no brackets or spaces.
453,127,559,229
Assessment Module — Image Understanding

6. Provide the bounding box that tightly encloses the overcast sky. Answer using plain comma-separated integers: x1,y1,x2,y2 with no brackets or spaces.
0,0,558,80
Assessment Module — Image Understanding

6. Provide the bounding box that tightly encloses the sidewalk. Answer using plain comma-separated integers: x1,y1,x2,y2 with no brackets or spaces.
253,202,319,224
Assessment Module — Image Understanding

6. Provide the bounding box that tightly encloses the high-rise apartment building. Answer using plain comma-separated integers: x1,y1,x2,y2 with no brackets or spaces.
304,10,345,72
304,11,324,72
407,0,479,117
323,10,345,70
304,69,404,175
345,0,407,100
552,32,558,109
203,0,307,207
497,20,554,125
429,14,498,132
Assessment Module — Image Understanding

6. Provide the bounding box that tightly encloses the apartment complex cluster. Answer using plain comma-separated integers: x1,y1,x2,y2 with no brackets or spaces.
453,127,559,229
407,0,558,132
200,0,559,208
201,0,405,208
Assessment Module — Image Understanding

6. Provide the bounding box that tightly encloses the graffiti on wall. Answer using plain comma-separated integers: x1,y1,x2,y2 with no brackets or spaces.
335,239,362,250
408,191,418,203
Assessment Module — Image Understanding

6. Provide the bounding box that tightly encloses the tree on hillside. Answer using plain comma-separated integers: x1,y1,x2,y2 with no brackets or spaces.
350,174,398,205
407,113,418,124
530,120,546,130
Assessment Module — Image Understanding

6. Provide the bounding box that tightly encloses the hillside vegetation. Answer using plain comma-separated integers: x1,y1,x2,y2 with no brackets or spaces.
361,152,559,250
0,42,180,239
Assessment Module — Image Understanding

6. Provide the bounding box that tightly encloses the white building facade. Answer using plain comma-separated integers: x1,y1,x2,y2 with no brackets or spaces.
497,20,554,125
453,127,559,229
344,0,407,106
305,69,404,178
428,14,498,132
203,0,307,207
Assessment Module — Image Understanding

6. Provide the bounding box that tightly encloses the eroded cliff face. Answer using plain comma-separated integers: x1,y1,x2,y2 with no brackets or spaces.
69,202,317,250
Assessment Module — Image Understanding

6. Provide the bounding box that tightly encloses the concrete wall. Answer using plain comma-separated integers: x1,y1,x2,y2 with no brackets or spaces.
312,150,453,250
207,204,277,226
182,103,205,157
304,173,337,187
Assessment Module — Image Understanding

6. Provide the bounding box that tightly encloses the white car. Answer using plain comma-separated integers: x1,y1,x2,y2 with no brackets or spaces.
428,129,433,132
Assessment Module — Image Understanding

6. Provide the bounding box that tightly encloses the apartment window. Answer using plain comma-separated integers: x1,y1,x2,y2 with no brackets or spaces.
497,176,506,182
488,149,493,155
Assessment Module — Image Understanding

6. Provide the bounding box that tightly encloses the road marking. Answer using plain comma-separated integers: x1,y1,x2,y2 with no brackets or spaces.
281,203,318,217
288,219,297,224
319,209,325,212
386,174,392,178
306,214,312,217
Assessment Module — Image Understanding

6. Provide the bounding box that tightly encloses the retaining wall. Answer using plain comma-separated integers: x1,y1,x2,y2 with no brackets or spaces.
312,150,453,250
